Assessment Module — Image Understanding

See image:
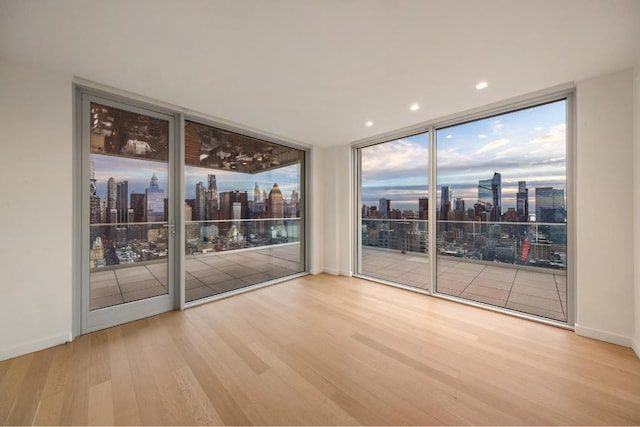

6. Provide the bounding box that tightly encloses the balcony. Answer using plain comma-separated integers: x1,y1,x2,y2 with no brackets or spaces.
89,218,302,309
361,219,567,322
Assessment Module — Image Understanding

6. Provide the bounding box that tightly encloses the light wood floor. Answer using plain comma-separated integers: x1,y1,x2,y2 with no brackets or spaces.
2,274,639,425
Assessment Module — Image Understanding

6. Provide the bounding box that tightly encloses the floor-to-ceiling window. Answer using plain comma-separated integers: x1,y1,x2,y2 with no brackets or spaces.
356,94,571,324
78,88,307,333
435,99,568,322
358,132,429,290
183,120,305,303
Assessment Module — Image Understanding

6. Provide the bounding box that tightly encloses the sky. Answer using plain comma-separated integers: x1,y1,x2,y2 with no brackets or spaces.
91,154,301,202
361,99,567,212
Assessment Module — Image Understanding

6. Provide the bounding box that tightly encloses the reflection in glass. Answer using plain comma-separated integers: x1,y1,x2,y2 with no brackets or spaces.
89,103,170,310
359,132,429,289
183,121,305,302
435,100,567,322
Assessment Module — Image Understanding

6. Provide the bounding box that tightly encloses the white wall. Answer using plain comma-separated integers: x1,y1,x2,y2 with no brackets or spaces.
575,68,635,346
0,61,74,360
308,146,324,274
320,145,353,276
634,62,640,357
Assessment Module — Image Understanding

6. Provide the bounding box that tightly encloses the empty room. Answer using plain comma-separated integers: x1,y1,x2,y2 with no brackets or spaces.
1,0,640,425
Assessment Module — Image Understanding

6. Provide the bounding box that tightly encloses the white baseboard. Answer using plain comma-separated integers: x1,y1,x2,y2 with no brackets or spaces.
574,324,632,348
0,332,72,362
338,270,353,277
632,337,640,359
323,268,339,276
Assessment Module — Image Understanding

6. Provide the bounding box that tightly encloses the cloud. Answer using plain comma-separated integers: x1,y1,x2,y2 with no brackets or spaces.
475,138,510,154
531,123,566,143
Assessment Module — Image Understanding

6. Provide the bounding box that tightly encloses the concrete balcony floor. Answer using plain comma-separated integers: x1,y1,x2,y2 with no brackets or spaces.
90,243,302,310
361,247,567,322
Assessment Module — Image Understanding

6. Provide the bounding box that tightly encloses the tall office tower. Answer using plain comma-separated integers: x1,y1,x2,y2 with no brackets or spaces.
286,189,300,218
262,189,268,203
535,187,565,223
116,180,128,224
290,189,299,205
218,191,249,220
478,172,502,221
268,183,285,220
454,198,466,220
130,193,146,222
195,182,206,221
516,181,529,222
145,173,165,222
205,174,219,220
254,182,261,203
440,186,451,220
418,197,429,220
89,161,101,225
379,198,391,219
232,202,242,220
107,177,117,221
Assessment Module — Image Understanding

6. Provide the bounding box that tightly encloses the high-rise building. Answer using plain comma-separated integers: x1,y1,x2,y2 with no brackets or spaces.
116,180,128,224
205,174,219,220
254,182,261,203
440,186,451,220
89,161,101,225
130,193,146,222
107,177,117,222
478,172,501,221
195,182,206,221
268,183,285,220
379,198,391,219
219,191,249,220
535,187,565,223
516,181,529,222
418,198,429,221
145,173,165,222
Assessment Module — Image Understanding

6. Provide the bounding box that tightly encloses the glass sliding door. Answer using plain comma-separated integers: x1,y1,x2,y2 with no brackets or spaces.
183,120,305,303
357,132,429,290
435,99,568,322
82,95,176,333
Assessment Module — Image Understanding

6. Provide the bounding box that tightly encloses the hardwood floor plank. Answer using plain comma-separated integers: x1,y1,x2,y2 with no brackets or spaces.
2,274,640,425
0,354,34,425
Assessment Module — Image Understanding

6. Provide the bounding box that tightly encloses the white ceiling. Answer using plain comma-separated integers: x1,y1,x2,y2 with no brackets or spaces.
1,0,639,147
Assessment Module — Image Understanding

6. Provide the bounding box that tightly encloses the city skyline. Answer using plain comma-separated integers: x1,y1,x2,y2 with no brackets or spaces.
91,154,301,204
361,100,566,212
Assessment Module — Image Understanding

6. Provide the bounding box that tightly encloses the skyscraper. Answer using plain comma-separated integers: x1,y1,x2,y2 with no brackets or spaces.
195,182,206,221
440,186,451,220
379,198,391,219
478,172,502,221
516,181,529,222
116,180,128,224
145,173,165,222
418,197,428,221
254,182,261,203
535,187,565,223
89,161,101,225
107,177,117,223
205,174,219,220
268,183,285,220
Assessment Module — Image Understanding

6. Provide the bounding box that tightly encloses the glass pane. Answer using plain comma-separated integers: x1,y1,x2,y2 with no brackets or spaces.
359,132,429,289
435,100,567,322
184,121,304,302
89,103,170,310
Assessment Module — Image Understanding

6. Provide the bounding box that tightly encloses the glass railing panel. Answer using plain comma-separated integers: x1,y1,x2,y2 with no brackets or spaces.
435,220,567,322
89,221,169,310
185,218,302,302
360,218,429,290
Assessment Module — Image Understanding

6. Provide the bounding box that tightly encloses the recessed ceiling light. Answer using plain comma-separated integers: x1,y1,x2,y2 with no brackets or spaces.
365,121,373,127
476,81,488,90
410,103,420,111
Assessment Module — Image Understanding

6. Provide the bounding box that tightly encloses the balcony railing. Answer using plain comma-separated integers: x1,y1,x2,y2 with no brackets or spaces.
360,218,568,322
